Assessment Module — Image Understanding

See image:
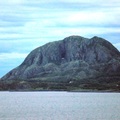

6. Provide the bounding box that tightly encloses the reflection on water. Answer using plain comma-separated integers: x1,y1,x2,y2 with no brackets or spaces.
0,91,120,120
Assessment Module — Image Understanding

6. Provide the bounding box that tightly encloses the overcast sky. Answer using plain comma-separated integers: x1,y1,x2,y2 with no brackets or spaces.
0,0,120,78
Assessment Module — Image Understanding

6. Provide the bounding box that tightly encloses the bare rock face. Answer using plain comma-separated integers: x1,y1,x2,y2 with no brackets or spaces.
1,36,120,82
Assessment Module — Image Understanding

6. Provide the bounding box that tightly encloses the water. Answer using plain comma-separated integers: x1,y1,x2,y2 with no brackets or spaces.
0,92,120,120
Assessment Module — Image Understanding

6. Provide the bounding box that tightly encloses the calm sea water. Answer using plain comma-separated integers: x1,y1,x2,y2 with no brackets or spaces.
0,91,120,120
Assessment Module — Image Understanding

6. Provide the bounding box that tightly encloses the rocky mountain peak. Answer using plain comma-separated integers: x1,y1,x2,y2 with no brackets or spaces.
1,36,120,81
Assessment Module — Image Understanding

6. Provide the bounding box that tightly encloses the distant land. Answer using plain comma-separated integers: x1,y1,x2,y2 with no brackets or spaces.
0,35,120,92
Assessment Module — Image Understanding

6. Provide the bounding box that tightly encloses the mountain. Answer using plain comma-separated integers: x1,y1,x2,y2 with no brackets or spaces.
1,36,120,91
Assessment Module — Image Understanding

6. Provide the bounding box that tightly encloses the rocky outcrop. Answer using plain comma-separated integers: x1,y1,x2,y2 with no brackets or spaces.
1,36,120,84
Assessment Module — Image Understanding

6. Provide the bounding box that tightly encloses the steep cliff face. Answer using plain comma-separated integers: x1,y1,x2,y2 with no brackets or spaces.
1,36,120,81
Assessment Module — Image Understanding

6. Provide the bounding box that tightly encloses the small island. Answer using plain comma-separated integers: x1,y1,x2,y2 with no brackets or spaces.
0,36,120,92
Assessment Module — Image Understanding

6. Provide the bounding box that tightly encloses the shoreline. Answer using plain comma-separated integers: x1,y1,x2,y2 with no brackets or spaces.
0,89,120,93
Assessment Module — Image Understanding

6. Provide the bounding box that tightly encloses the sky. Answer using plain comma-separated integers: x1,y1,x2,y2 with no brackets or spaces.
0,0,120,78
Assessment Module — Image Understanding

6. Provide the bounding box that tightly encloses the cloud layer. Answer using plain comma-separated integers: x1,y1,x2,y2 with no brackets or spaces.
0,0,120,77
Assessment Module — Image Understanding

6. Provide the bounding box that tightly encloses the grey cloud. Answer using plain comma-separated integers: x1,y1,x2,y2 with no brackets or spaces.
23,0,120,12
0,30,22,34
0,14,30,23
